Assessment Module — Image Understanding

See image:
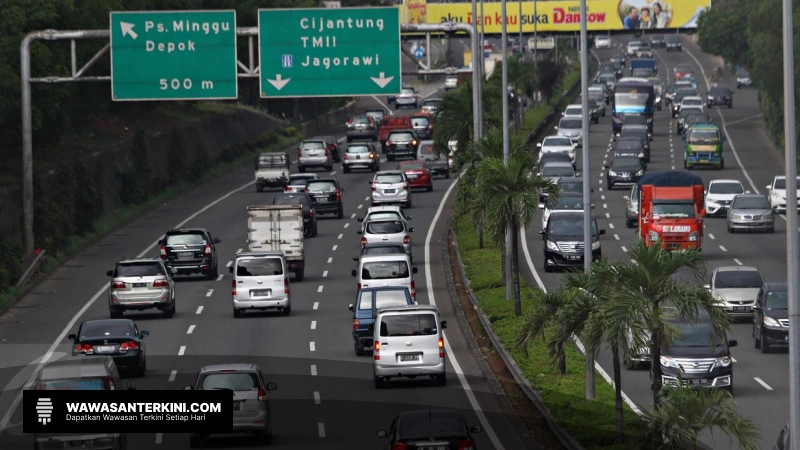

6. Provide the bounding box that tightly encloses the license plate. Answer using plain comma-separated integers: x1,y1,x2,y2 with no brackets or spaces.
316,198,330,203
564,255,581,260
383,189,395,194
251,290,271,297
733,306,750,312
356,155,361,159
399,354,420,362
233,401,241,411
687,379,708,386
95,345,116,354
699,160,709,163
132,282,147,288
407,174,418,179
178,252,194,259
68,441,92,449
421,447,449,450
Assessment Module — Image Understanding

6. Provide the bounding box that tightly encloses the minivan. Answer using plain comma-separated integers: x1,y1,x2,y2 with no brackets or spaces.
352,254,417,299
349,286,415,356
231,252,291,317
372,305,447,388
358,218,414,257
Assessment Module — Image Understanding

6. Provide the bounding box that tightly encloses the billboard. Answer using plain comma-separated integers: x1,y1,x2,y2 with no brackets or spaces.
400,0,711,32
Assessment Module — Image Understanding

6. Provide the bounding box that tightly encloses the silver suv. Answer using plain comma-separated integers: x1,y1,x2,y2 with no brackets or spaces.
107,258,176,318
359,218,415,257
371,171,412,208
184,363,278,446
342,142,380,173
298,139,333,172
704,266,764,317
395,87,418,109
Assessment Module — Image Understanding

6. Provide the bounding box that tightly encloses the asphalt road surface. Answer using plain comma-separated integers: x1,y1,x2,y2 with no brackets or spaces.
522,35,790,449
0,66,539,449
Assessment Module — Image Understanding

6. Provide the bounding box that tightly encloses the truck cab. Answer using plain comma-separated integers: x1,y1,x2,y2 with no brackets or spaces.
254,152,291,192
638,172,705,251
684,124,725,169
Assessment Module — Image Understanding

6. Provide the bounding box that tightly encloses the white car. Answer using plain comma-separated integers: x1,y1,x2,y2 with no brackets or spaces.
562,104,584,119
626,40,642,56
595,35,611,49
704,266,764,317
680,96,705,111
704,179,748,216
767,175,800,212
444,74,458,90
539,192,589,229
284,173,319,193
554,117,583,148
537,136,576,166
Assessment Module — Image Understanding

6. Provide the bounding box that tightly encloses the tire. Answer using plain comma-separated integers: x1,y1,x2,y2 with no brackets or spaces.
312,223,318,237
109,307,123,319
544,261,553,273
337,207,344,219
728,225,735,234
233,308,242,318
394,104,399,111
372,164,379,173
728,102,733,109
326,164,333,172
387,154,395,161
294,268,305,282
435,373,446,386
373,374,385,388
754,324,761,349
163,304,175,318
626,218,635,228
426,183,433,192
445,172,450,179
768,226,775,233
372,134,378,142
606,182,613,191
207,265,217,280
355,341,365,356
404,200,412,209
343,166,351,173
283,304,291,316
135,357,146,377
298,166,306,173
256,185,263,193
761,330,770,353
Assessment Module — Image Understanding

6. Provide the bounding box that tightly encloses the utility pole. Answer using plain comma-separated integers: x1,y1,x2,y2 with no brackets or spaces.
478,0,485,137
518,0,523,55
579,0,595,401
783,0,800,445
501,0,512,301
533,0,538,107
470,0,481,142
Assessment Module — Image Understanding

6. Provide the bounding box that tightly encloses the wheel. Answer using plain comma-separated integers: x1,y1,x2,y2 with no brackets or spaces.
233,308,242,318
602,110,606,117
387,154,395,161
737,84,741,89
337,207,344,219
426,183,433,192
294,268,305,282
163,304,175,318
728,225,735,233
761,330,770,353
626,218,635,228
719,158,724,169
684,161,689,169
768,226,775,233
372,134,378,142
394,104,399,110
728,102,733,109
435,373,446,386
754,324,761,349
404,200,412,209
625,357,636,370
109,307,123,318
544,261,553,273
445,172,450,179
312,223,318,237
135,358,146,377
298,166,306,173
343,166,351,173
355,341,365,356
256,185,263,193
283,304,291,316
373,164,379,172
326,164,333,171
207,266,217,280
373,374,385,388
259,433,272,445
606,182,613,191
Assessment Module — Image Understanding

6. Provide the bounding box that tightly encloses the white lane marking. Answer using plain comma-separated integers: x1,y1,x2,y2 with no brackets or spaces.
732,357,737,363
322,271,328,278
425,174,507,449
168,370,177,382
236,248,243,254
216,274,223,281
608,223,615,229
311,321,317,330
310,342,316,352
205,289,213,297
708,233,715,240
358,204,363,209
719,245,727,252
155,433,163,444
671,166,676,170
725,114,764,126
0,179,258,433
603,204,608,209
332,245,338,251
196,306,204,315
370,95,391,112
614,234,620,241
178,346,186,356
337,234,343,240
318,422,326,438
351,213,357,220
344,223,350,229
364,196,370,201
314,391,321,405
599,187,604,192
754,377,773,391
734,258,744,266
327,257,332,263
621,246,628,252
605,213,610,218
330,171,337,175
226,260,233,267
313,302,319,310
601,195,606,200
187,325,195,334
311,365,318,376
318,285,324,293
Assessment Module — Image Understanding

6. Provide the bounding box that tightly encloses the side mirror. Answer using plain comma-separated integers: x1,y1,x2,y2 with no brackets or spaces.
599,229,607,235
623,195,629,200
140,330,149,338
127,382,136,391
348,304,354,311
266,382,278,391
183,385,194,390
703,284,711,290
68,334,76,342
766,185,771,190
407,215,413,220
538,203,545,209
729,339,738,348
603,165,609,169
745,190,751,194
368,180,373,184
409,228,415,233
351,269,357,277
213,238,222,244
229,266,234,273
441,320,448,329
753,304,761,309
591,204,595,209
357,230,363,234
412,267,418,274
377,430,388,438
158,239,165,246
536,143,542,148
575,172,581,177
470,425,483,433
553,126,558,130
106,270,114,277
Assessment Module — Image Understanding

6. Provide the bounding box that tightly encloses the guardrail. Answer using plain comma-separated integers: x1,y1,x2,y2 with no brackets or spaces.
16,249,46,289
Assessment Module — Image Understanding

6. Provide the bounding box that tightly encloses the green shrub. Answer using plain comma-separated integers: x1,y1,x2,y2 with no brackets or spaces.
0,237,24,293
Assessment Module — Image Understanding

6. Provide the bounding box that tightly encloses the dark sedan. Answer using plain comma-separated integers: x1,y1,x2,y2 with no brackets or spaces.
377,409,483,450
69,319,149,377
707,86,733,108
605,156,646,190
272,192,318,237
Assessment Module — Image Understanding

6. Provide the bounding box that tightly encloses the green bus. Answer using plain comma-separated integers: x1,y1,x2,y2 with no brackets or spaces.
684,124,724,169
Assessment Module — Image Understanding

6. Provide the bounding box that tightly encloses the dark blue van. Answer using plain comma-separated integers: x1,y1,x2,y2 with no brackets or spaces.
348,287,414,356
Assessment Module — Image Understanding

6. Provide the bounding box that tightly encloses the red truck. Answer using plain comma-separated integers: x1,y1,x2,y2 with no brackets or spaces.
637,172,705,251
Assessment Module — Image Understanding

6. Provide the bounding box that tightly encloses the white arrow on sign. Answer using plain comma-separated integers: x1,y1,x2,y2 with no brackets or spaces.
120,22,138,40
370,72,394,89
267,74,291,91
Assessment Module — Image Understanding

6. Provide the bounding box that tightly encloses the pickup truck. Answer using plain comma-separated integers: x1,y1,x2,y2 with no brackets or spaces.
348,286,415,356
254,153,291,192
247,205,306,281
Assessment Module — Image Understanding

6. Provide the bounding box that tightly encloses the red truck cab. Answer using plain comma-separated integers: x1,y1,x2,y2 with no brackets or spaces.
379,115,413,152
638,172,705,251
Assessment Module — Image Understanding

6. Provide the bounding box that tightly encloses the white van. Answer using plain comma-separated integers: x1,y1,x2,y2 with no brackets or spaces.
352,254,417,299
372,304,447,388
231,252,290,317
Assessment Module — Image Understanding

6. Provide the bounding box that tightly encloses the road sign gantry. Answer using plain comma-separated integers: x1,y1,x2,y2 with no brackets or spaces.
258,7,402,98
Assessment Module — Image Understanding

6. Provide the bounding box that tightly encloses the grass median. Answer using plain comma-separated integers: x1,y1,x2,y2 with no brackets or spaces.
454,215,641,449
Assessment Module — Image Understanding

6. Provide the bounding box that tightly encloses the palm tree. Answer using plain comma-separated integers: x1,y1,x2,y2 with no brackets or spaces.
515,287,578,374
489,54,537,131
637,384,760,450
471,142,558,315
433,81,475,155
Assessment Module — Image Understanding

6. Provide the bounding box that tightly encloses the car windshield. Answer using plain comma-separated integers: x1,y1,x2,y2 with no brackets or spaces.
358,290,409,310
708,182,743,194
766,289,789,310
80,321,134,339
549,196,585,210
397,413,467,440
366,221,405,234
668,36,680,42
732,196,770,209
375,174,403,184
301,141,325,150
348,145,371,154
714,271,763,289
401,88,415,96
617,140,643,151
389,132,414,141
773,178,800,189
611,158,642,170
710,88,728,95
542,166,575,177
352,117,369,125
36,378,107,391
379,313,438,337
363,245,405,256
200,373,259,391
545,137,573,146
683,98,702,106
115,262,163,277
669,321,722,347
548,217,598,236
566,106,582,114
362,261,409,280
600,75,615,83
558,181,583,194
166,233,205,245
652,202,695,219
306,181,337,192
423,100,439,106
411,117,429,127
236,258,283,276
560,119,581,129
402,163,425,171
687,129,720,144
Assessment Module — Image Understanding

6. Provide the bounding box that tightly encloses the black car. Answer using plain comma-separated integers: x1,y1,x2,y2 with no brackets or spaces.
353,242,408,262
377,409,483,450
773,424,790,450
605,155,645,190
682,112,714,136
305,178,345,219
556,177,592,196
664,84,681,105
272,192,318,237
650,35,666,47
754,282,789,353
666,35,682,51
69,319,149,377
613,139,647,163
677,107,705,134
159,228,221,279
617,130,651,160
312,135,342,162
707,86,733,108
540,211,605,272
385,129,420,161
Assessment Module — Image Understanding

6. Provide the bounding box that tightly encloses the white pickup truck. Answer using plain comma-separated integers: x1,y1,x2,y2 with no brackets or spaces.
254,152,291,192
247,205,306,281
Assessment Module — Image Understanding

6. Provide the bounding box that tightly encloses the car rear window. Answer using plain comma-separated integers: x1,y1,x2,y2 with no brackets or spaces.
379,313,438,336
348,145,371,154
367,212,401,222
236,258,283,277
80,321,135,339
352,117,369,124
402,163,424,171
35,378,109,391
273,194,310,209
397,413,466,439
361,261,409,280
363,245,406,256
166,233,206,245
200,372,259,391
401,88,415,95
306,181,337,192
301,141,325,150
288,179,310,187
714,271,763,289
389,132,415,141
366,221,404,234
358,290,410,310
115,262,163,277
375,174,403,184
411,117,429,127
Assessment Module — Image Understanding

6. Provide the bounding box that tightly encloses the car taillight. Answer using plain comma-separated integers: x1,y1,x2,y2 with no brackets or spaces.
361,237,367,247
108,376,116,391
371,183,376,192
75,343,94,354
328,144,336,151
357,282,362,290
403,235,410,245
439,337,445,358
410,280,416,298
343,154,349,160
232,279,237,296
390,443,408,450
335,189,341,201
257,389,268,402
353,319,360,330
346,121,353,129
284,277,289,294
324,149,329,157
160,245,168,259
153,279,169,287
298,147,303,157
403,183,409,191
457,439,475,450
111,281,126,289
118,341,138,353
309,210,314,218
374,341,381,360
204,244,212,258
285,186,292,191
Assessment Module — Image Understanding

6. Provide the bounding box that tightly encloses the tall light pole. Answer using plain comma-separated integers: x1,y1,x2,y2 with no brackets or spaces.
479,0,485,137
518,0,523,55
782,0,800,445
471,0,481,142
501,0,513,300
579,0,595,401
533,0,538,106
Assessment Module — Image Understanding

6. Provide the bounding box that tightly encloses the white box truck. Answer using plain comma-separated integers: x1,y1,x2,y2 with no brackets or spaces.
246,205,306,281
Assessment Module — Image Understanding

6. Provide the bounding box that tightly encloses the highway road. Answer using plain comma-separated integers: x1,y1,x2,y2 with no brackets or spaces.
0,44,534,449
522,35,790,449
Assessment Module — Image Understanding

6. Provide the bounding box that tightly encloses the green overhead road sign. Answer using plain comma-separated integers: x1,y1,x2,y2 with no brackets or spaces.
258,7,401,98
110,10,238,101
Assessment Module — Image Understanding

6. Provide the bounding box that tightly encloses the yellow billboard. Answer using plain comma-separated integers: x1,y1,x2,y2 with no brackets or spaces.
404,0,428,24
402,0,711,33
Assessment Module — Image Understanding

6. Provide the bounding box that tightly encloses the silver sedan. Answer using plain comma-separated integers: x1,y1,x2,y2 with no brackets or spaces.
727,194,775,233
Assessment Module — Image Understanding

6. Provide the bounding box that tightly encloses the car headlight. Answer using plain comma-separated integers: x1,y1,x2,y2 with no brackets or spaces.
762,213,774,220
546,240,559,251
764,316,781,327
713,356,732,368
635,169,644,176
648,231,660,242
660,356,680,368
646,117,653,123
712,291,724,303
637,153,644,159
687,231,698,242
706,197,718,206
729,214,743,220
608,169,617,176
591,240,601,250
707,96,713,100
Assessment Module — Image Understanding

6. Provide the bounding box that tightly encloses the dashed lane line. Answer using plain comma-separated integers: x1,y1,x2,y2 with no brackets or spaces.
226,260,233,267
168,370,177,382
195,306,204,315
322,271,328,278
358,204,363,209
187,325,195,334
614,234,620,241
364,196,370,201
327,257,332,263
314,391,321,405
621,246,628,252
350,213,357,219
754,377,773,391
318,286,324,293
236,248,243,254
311,321,317,330
318,423,326,438
310,342,316,352
337,234,343,240
708,233,715,240
608,223,614,229
216,274,223,281
311,365,318,376
205,289,213,297
719,245,728,252
605,213,610,219
313,302,319,310
330,171,337,175
178,346,186,356
155,433,163,444
332,245,338,251
734,258,744,265
343,223,350,229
